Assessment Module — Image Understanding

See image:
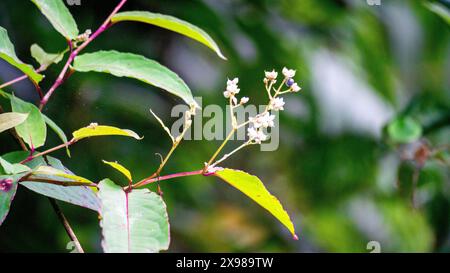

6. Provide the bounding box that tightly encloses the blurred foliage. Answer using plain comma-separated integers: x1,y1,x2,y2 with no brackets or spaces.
0,0,449,252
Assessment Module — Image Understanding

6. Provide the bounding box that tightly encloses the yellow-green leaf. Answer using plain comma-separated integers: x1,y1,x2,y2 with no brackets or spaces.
72,124,142,141
112,11,226,60
0,26,43,83
214,168,297,238
0,112,28,134
30,44,65,69
31,166,93,184
11,95,47,149
102,160,132,182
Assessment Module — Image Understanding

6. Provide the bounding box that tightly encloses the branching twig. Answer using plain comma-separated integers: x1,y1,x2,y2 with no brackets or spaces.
39,0,128,109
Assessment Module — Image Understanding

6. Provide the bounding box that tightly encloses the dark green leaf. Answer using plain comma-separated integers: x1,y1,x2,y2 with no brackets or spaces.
73,51,197,107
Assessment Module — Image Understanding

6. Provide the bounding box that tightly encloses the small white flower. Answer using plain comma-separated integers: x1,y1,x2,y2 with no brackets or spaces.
265,70,278,81
224,77,240,99
290,82,301,92
227,78,239,86
250,112,275,128
261,112,275,128
282,67,296,78
269,97,285,111
240,97,249,104
247,127,267,144
226,83,240,94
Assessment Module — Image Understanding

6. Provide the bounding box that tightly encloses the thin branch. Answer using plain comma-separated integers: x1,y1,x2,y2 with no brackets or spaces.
48,198,84,253
20,139,76,164
133,169,206,189
39,0,128,109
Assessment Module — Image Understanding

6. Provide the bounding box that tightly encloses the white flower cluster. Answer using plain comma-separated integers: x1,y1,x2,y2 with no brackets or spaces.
222,67,301,145
223,78,249,106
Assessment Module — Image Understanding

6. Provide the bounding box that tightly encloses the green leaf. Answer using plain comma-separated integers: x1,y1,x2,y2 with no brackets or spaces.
214,168,297,239
0,112,28,134
2,151,101,212
0,156,31,175
387,116,422,144
425,2,450,25
73,50,197,107
102,160,132,182
0,174,20,225
0,26,43,83
30,165,94,185
30,44,65,69
43,114,70,157
98,179,170,253
31,0,79,40
72,123,142,141
112,11,226,60
10,95,47,149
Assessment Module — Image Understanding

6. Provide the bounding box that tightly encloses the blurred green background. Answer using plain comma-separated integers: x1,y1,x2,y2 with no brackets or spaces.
0,0,449,253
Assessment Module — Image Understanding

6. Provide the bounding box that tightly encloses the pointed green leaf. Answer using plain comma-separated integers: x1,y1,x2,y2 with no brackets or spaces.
31,0,79,40
112,11,226,60
2,151,101,212
72,123,142,141
98,179,170,253
0,174,20,225
0,156,31,175
30,166,94,185
102,160,132,182
0,112,28,134
43,114,70,157
30,44,65,69
425,2,450,25
73,50,197,107
0,26,43,83
214,168,297,239
10,95,47,149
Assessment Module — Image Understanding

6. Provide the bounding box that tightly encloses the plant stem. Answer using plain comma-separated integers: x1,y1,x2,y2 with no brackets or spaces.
205,128,236,170
48,198,84,253
39,0,128,110
132,120,192,189
0,74,27,89
133,169,205,188
20,139,76,164
210,141,252,168
0,66,45,90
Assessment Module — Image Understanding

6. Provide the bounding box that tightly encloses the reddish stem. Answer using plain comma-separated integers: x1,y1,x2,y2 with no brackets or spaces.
39,0,128,110
133,169,215,188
